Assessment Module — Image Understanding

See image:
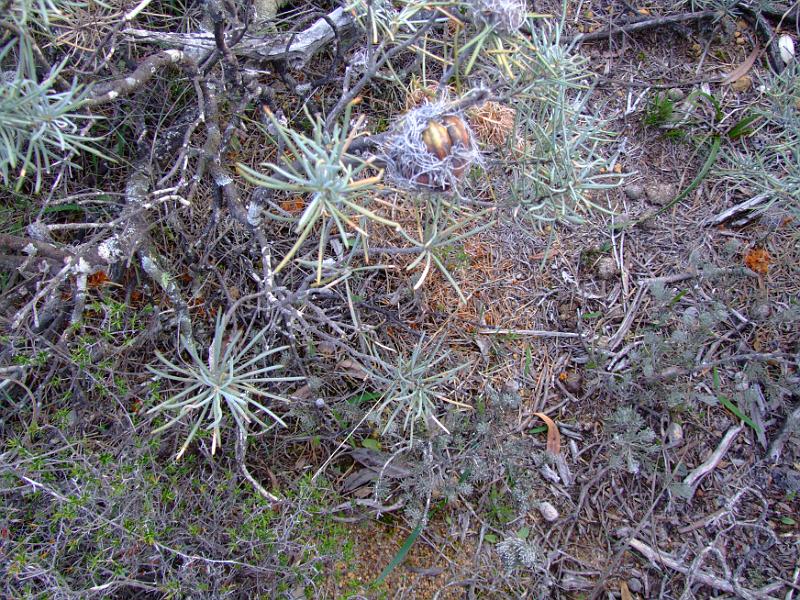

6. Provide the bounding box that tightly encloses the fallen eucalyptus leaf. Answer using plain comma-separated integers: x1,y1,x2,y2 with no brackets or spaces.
533,412,561,455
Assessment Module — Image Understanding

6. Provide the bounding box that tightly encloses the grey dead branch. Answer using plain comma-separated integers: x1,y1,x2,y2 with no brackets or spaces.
123,7,355,67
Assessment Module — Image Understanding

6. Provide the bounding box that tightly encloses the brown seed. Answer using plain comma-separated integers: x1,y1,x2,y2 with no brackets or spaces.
422,120,451,160
441,114,470,148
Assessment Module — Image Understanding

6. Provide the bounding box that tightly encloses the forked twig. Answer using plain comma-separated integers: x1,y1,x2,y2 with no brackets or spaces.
682,424,742,498
626,536,782,599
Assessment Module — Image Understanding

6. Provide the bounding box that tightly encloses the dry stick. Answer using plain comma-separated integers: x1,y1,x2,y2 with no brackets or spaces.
768,404,800,462
123,6,354,67
325,14,440,128
705,192,774,227
563,10,719,46
625,537,781,600
682,424,743,498
236,426,280,503
477,328,584,339
86,49,194,106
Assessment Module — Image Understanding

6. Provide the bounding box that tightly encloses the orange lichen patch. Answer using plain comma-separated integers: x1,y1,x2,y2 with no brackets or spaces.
467,101,516,147
280,197,306,213
87,270,110,288
744,248,771,274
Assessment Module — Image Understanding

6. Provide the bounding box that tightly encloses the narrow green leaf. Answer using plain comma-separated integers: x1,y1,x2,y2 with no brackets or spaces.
719,394,761,435
727,114,761,140
373,520,425,586
639,134,721,223
361,438,381,451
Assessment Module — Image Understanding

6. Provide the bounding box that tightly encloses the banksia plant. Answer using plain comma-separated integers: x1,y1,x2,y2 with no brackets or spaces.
380,100,480,190
147,314,304,459
0,0,104,192
237,102,395,282
366,335,469,442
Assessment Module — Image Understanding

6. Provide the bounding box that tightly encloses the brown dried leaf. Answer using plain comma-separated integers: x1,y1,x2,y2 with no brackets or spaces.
87,270,110,288
338,359,370,380
722,41,760,85
533,412,561,455
620,581,633,600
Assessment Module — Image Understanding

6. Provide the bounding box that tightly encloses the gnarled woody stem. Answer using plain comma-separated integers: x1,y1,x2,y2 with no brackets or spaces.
123,7,354,68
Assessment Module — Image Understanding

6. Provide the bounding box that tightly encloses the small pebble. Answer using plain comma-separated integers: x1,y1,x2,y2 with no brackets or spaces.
645,183,676,206
735,36,747,46
635,210,659,231
624,184,644,200
732,75,752,92
667,422,684,447
627,578,643,594
749,300,772,321
563,370,583,395
667,88,685,101
595,256,619,281
538,501,559,522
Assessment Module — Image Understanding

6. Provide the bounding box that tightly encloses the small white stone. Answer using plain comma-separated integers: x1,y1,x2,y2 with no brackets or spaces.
537,501,559,522
667,422,684,447
779,35,795,64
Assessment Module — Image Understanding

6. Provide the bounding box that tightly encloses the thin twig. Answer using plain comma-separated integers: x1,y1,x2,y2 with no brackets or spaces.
564,10,719,45
682,424,743,497
626,536,779,599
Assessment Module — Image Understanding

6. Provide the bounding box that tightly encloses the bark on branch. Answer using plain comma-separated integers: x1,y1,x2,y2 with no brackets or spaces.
86,49,194,105
123,7,354,69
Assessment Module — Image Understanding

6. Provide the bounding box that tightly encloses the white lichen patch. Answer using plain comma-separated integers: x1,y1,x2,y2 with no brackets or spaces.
98,235,123,263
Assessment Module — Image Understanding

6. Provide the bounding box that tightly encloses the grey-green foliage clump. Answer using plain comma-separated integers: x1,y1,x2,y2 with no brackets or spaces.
503,15,623,223
496,536,542,574
366,336,468,442
716,62,800,218
147,314,303,459
605,406,658,475
0,0,102,192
